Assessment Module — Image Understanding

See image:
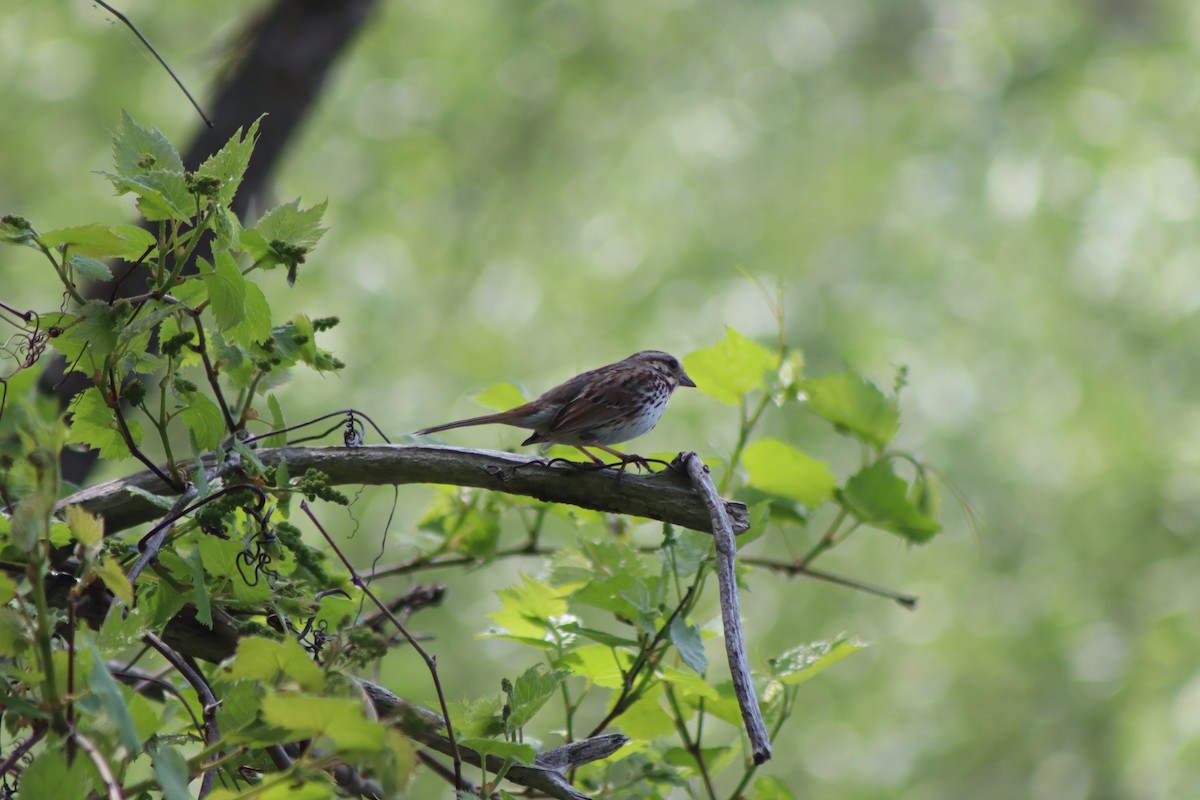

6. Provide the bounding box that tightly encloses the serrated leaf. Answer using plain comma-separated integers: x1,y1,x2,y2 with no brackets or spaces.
222,636,325,691
66,504,103,547
473,382,526,411
452,694,506,738
753,774,797,799
661,665,718,700
40,224,155,260
265,394,287,448
261,693,385,752
458,737,536,766
11,488,52,553
124,485,177,510
196,116,261,205
112,110,185,175
209,781,333,800
151,744,192,800
181,393,226,451
95,557,134,606
669,617,707,675
203,252,247,331
69,254,113,281
254,198,328,251
18,748,91,800
103,170,194,222
61,300,121,364
197,536,273,603
90,649,143,751
770,635,867,685
67,387,140,459
802,370,900,449
742,438,836,507
684,327,777,405
841,460,941,542
507,664,569,730
487,575,568,641
620,685,676,738
557,645,634,689
187,547,213,628
226,280,272,346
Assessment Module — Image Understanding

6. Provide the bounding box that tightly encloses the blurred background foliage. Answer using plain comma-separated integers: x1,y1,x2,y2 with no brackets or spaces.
3,0,1200,797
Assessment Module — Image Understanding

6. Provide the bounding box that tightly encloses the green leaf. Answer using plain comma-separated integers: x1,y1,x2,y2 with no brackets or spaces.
661,665,719,700
770,635,867,685
841,460,941,542
473,382,526,411
684,327,777,405
18,748,91,800
98,600,149,651
261,693,386,752
452,695,505,738
182,393,226,452
557,646,633,689
253,198,329,252
753,775,797,800
196,116,262,205
104,170,194,222
0,573,15,605
187,547,213,628
486,575,568,641
226,280,273,346
124,485,177,510
67,387,140,460
40,224,156,260
742,438,836,507
507,664,569,730
89,649,143,751
61,300,122,364
203,252,248,331
112,110,185,176
66,504,103,547
11,488,52,553
802,370,900,449
151,744,192,800
197,535,272,603
0,607,29,656
209,779,334,800
265,394,288,448
619,685,676,738
95,557,134,606
222,636,325,691
669,617,707,674
457,737,537,766
69,254,113,281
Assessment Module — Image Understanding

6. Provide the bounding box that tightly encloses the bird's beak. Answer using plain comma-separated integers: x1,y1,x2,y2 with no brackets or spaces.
679,371,697,388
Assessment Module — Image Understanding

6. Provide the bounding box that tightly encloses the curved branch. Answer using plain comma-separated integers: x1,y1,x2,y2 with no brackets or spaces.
61,445,750,536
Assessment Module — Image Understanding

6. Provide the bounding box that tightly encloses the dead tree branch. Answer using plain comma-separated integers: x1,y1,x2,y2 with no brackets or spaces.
61,445,750,537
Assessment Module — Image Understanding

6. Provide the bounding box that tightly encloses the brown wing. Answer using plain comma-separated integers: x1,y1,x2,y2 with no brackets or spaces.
527,363,648,443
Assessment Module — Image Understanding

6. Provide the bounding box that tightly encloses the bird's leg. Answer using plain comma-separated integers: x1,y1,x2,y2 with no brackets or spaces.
592,444,656,475
573,446,611,466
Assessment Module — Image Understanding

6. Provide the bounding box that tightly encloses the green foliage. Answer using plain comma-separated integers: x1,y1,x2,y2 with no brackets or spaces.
0,113,947,800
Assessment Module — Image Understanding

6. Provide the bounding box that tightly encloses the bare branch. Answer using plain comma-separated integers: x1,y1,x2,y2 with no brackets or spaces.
61,445,750,536
680,452,772,765
358,679,627,800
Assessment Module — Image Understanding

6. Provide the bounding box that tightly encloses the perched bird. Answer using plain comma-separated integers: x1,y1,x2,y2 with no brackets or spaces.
415,350,695,465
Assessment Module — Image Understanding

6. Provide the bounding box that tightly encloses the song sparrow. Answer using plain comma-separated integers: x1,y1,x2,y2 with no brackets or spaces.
415,350,696,465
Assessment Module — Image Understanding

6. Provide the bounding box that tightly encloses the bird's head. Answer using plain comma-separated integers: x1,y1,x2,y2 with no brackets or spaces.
626,350,696,389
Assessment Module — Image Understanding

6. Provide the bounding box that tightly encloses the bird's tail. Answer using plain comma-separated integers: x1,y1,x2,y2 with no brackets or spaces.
414,412,516,436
